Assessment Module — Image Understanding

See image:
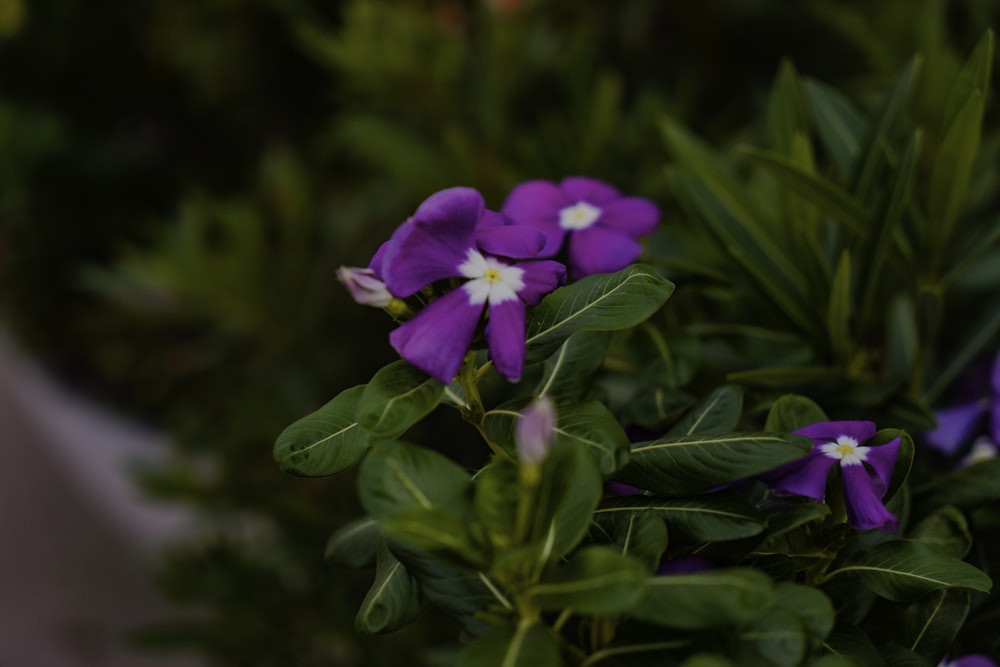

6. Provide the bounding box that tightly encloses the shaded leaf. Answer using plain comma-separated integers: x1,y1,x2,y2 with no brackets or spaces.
325,517,380,569
633,568,774,629
459,623,561,667
274,385,370,477
596,493,766,543
529,546,647,614
355,540,423,634
667,385,743,437
358,360,444,440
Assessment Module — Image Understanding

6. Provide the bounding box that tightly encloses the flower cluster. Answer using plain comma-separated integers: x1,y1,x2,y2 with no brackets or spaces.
338,179,659,384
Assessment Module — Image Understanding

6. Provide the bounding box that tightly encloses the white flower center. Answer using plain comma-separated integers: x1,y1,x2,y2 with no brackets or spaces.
558,201,602,230
820,435,870,466
458,249,525,306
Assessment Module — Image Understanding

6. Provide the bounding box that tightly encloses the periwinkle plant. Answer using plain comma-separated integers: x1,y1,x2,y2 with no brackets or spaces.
277,174,995,666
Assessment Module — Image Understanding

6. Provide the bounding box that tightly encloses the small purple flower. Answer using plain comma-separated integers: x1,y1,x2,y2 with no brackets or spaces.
500,176,659,279
939,655,999,667
516,396,557,465
926,350,1000,456
380,187,566,384
760,421,900,533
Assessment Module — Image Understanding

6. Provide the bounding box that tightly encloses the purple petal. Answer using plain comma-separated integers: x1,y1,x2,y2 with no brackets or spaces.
795,421,877,445
925,401,986,455
476,210,509,228
766,449,836,502
606,481,642,496
864,437,900,495
389,288,482,383
560,176,621,205
598,197,660,237
369,241,391,279
485,299,527,382
566,225,642,278
500,180,567,257
474,225,548,259
382,187,483,297
841,464,898,532
515,259,567,306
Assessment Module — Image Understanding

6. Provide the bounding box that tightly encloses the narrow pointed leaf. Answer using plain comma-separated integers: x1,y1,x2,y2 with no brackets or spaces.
941,29,994,134
826,249,852,362
928,91,984,254
274,385,370,476
803,79,867,179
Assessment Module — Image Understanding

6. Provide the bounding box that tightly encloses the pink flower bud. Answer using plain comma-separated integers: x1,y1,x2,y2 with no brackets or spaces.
337,266,394,308
516,396,556,465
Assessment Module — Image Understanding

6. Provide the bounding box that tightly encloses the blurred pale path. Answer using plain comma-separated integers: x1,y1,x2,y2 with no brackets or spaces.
0,330,199,667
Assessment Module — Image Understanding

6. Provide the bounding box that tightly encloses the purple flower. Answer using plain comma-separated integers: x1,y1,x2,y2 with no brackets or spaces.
500,176,659,279
380,187,566,384
516,396,557,465
926,350,1000,456
939,655,999,667
760,421,900,533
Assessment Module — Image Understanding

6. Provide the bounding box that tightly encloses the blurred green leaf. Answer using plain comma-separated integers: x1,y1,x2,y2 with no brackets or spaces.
355,540,423,634
325,517,380,569
941,29,994,135
529,546,647,614
459,623,561,667
273,385,370,477
803,79,867,179
597,493,766,543
732,608,807,667
632,568,774,629
826,249,853,362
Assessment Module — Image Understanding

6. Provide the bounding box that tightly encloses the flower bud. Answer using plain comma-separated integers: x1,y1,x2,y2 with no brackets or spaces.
337,266,394,308
516,396,556,465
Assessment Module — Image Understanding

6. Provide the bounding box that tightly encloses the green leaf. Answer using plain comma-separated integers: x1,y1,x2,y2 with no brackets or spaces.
918,458,1000,509
531,439,604,559
359,441,473,522
733,608,807,667
529,546,647,614
474,458,520,553
764,394,829,432
615,432,812,497
608,511,668,572
726,365,840,388
667,385,743,437
928,297,1000,401
803,79,867,179
826,249,852,362
357,360,445,440
596,493,766,543
853,56,922,201
325,517,380,568
767,59,810,157
741,146,871,237
822,624,884,667
273,385,370,477
898,589,970,664
534,330,609,403
355,540,423,634
523,264,675,363
825,539,992,601
927,90,984,256
941,29,994,135
380,508,486,566
632,568,774,629
753,502,831,558
459,623,561,667
909,506,972,559
773,583,835,649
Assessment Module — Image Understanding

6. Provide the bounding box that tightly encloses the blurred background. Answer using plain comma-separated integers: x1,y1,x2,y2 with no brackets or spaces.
1,0,998,665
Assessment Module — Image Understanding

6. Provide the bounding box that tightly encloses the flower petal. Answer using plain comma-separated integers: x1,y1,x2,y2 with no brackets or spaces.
765,449,836,501
566,225,642,278
656,555,714,576
500,180,567,257
369,241,391,278
389,288,482,383
795,420,877,445
474,224,548,259
598,197,660,237
925,401,986,455
947,654,1000,667
485,299,527,382
515,259,567,306
560,176,621,205
864,437,900,495
382,187,483,297
841,464,898,532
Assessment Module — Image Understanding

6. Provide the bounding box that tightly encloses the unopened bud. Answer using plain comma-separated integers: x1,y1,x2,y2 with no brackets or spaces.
516,396,556,465
337,266,394,308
